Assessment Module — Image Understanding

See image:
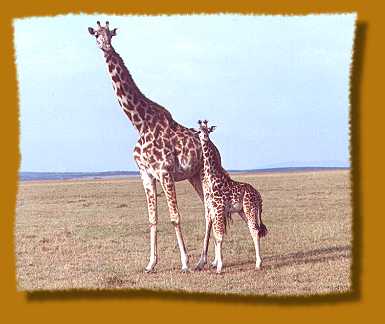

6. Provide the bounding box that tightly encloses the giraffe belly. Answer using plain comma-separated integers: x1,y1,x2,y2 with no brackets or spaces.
143,157,200,182
135,137,201,182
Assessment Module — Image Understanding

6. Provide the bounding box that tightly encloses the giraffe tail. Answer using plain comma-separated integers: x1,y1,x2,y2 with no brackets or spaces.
258,222,268,238
256,198,268,238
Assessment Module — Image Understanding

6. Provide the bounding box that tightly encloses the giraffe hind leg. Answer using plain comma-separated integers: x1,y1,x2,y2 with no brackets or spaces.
243,194,263,270
248,222,262,270
160,172,189,272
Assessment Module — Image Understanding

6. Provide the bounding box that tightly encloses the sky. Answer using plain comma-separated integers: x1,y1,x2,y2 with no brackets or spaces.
14,13,356,172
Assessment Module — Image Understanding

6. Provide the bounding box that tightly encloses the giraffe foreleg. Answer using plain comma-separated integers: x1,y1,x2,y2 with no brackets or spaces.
140,171,158,273
212,234,224,274
212,208,225,273
160,172,189,272
214,238,223,274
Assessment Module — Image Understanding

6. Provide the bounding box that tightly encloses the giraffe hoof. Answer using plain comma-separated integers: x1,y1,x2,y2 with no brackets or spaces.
144,268,156,274
180,268,190,274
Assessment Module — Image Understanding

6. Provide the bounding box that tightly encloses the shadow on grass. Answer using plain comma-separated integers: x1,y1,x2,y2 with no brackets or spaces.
225,245,351,270
263,246,351,272
25,21,365,305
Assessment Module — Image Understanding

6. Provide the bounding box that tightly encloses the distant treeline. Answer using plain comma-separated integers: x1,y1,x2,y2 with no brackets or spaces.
19,167,349,181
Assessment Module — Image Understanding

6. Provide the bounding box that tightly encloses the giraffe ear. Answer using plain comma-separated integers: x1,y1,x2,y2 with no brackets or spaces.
209,126,216,133
88,27,95,35
111,28,117,36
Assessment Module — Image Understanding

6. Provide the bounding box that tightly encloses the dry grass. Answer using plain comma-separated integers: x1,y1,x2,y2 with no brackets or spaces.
15,170,352,296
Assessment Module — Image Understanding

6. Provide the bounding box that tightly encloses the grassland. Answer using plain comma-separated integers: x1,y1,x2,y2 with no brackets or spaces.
15,170,352,296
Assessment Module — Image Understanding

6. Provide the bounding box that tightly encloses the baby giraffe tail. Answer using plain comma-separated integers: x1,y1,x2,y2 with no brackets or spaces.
256,198,268,238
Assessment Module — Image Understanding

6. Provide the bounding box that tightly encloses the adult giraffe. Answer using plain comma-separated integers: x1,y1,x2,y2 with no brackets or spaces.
88,21,221,272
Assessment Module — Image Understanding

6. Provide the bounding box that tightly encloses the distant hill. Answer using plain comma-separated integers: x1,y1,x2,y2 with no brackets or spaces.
227,166,349,174
19,171,139,181
19,167,349,182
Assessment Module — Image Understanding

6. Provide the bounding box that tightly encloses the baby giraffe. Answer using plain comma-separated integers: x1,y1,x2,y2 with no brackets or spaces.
196,120,267,273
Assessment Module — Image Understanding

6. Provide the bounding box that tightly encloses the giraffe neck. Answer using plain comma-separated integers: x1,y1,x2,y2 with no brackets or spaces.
103,48,171,134
201,139,223,180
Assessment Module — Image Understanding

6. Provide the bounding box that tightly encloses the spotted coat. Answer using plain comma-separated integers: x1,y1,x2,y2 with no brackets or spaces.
88,21,221,273
195,121,267,273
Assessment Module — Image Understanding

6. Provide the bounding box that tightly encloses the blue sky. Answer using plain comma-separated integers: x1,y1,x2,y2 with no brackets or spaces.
14,14,356,172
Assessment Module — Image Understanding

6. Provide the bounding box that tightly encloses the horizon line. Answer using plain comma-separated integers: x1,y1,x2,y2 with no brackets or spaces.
19,165,350,174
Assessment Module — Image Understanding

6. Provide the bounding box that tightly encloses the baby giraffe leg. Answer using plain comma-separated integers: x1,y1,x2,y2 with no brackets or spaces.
214,238,223,273
212,209,225,273
243,191,264,270
195,207,212,270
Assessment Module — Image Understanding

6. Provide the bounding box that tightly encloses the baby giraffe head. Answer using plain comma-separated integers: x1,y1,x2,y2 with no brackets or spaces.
196,120,216,143
88,21,117,52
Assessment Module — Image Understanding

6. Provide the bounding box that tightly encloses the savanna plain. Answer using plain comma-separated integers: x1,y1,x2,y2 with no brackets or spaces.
16,170,352,296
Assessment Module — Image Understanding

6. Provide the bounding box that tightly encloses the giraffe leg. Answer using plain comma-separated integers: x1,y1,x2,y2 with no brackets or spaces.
160,172,189,272
248,222,262,270
243,193,263,269
189,172,212,271
140,171,158,273
244,204,262,270
195,207,212,271
210,240,218,269
212,209,225,273
212,229,224,274
214,239,223,274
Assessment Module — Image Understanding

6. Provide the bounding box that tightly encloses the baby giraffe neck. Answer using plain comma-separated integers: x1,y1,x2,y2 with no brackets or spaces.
201,139,220,179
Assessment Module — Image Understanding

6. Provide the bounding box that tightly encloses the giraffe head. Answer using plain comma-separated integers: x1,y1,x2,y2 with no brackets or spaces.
88,21,117,52
196,120,216,143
